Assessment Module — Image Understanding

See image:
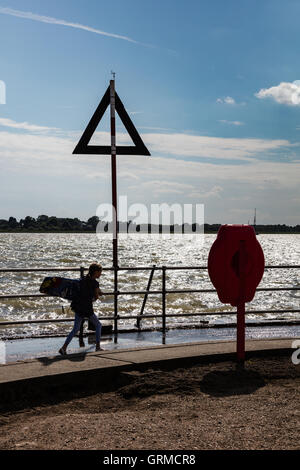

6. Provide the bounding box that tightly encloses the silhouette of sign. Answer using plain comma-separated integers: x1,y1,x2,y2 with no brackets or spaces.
73,86,150,156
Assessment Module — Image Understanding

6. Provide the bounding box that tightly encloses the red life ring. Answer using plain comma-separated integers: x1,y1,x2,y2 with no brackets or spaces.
208,225,265,306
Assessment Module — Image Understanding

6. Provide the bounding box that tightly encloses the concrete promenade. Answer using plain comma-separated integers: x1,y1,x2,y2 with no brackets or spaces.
0,338,294,399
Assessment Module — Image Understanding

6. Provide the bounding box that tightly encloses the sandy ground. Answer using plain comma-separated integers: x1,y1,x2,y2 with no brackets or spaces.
0,354,299,450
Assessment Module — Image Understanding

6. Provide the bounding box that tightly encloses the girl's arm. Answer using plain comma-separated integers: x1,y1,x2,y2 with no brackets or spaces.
94,287,102,301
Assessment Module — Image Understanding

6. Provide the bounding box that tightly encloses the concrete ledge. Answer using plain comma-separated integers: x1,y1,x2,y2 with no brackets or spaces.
0,338,295,407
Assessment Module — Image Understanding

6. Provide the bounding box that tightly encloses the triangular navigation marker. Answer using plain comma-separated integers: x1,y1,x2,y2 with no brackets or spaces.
73,86,151,156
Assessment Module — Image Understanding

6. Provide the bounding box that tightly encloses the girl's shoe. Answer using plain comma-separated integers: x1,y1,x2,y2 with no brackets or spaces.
59,347,67,356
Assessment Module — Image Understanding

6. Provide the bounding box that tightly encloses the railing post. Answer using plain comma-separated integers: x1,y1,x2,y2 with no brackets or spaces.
162,266,166,344
113,265,119,343
79,266,85,344
136,264,156,329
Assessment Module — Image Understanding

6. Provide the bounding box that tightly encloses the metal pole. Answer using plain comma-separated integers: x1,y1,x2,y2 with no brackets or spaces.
237,240,246,365
162,266,166,344
110,78,118,268
110,78,118,342
79,266,86,345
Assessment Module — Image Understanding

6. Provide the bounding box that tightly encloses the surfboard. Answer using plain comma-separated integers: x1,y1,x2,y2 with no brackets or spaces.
39,276,80,300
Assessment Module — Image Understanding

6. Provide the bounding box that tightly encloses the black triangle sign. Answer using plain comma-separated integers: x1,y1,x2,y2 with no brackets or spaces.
73,86,150,156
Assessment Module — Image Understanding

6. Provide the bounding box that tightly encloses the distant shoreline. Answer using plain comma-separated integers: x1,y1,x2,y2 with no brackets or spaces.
1,216,299,234
0,229,300,234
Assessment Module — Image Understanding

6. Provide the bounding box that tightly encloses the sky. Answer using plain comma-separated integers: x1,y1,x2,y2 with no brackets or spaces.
0,0,300,225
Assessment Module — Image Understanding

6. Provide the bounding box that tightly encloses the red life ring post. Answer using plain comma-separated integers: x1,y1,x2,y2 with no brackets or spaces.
208,225,265,363
236,240,246,363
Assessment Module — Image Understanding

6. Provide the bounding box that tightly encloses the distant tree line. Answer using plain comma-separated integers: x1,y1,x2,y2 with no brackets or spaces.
202,224,300,233
0,215,101,232
0,216,299,233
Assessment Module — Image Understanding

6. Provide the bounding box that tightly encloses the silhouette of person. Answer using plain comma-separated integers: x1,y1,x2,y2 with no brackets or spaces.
59,263,103,354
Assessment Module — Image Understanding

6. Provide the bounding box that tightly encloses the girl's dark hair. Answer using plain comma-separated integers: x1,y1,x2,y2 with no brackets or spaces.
88,263,102,276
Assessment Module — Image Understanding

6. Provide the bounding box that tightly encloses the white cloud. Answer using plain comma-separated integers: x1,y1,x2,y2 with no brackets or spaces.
89,129,293,161
0,117,59,132
187,185,223,199
138,126,175,132
0,118,296,174
1,118,299,191
216,96,236,105
140,132,292,161
120,154,300,190
0,118,296,165
0,7,146,46
1,119,300,223
129,180,194,195
0,130,73,157
255,81,300,106
218,120,244,126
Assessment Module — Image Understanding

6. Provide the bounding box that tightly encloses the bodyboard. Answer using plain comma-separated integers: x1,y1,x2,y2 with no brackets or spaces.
39,276,80,301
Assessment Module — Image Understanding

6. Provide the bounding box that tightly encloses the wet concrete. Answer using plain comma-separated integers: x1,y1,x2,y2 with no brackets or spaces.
1,323,299,364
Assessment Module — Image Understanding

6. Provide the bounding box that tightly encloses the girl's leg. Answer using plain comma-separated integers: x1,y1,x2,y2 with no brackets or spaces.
60,313,83,353
88,314,102,350
79,319,85,347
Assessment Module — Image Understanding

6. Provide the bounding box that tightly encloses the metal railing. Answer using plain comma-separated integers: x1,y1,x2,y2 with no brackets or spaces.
0,265,300,341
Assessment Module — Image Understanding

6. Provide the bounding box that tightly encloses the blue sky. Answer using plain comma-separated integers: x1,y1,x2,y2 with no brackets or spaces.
0,0,300,224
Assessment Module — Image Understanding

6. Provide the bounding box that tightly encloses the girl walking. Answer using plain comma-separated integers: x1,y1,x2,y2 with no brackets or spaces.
59,263,103,354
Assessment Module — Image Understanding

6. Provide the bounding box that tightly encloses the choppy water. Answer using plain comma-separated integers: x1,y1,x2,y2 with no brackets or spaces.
0,233,299,339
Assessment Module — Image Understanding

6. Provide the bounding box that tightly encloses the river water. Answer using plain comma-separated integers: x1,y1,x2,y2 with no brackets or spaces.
0,233,299,339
